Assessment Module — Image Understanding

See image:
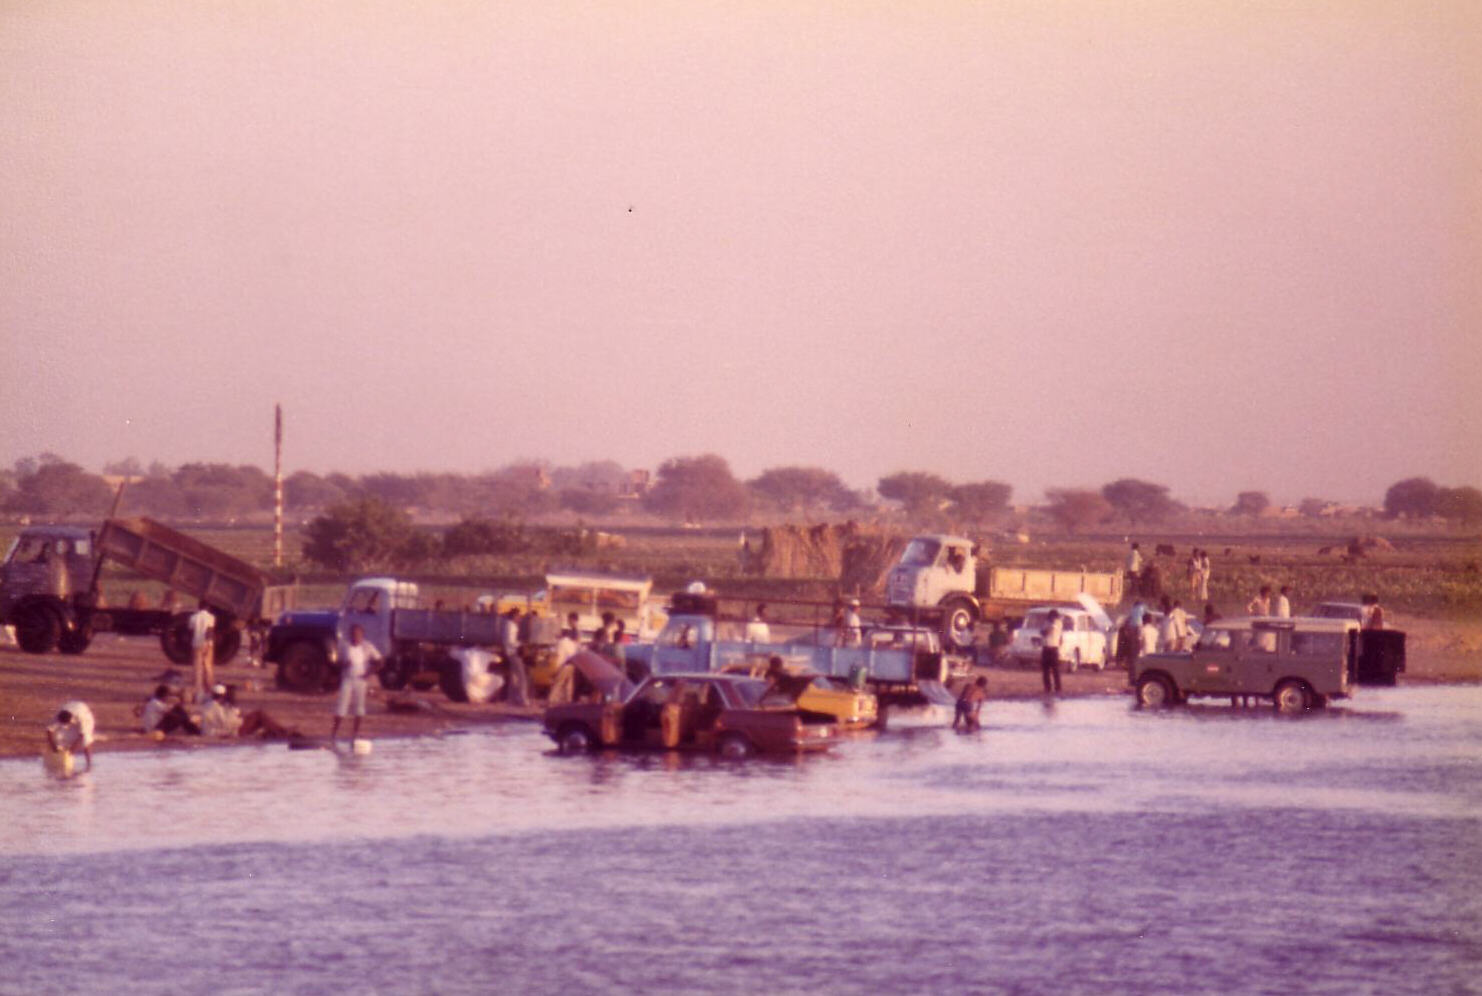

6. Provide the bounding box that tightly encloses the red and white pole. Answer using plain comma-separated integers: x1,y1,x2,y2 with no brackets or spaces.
274,403,284,569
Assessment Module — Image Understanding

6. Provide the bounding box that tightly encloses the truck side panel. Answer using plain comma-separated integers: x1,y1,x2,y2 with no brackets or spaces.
97,517,269,619
986,567,1123,606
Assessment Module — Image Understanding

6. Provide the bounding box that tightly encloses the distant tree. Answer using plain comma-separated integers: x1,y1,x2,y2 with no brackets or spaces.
877,472,952,515
1298,497,1329,518
1231,491,1271,517
643,454,749,522
1101,479,1177,525
122,476,188,517
749,466,854,515
1044,488,1113,533
559,488,619,516
1384,477,1440,519
4,461,112,516
949,480,1013,525
285,471,348,509
550,460,628,494
360,472,427,507
302,497,417,571
172,463,273,518
12,453,66,479
476,464,558,517
103,457,144,478
1436,485,1482,525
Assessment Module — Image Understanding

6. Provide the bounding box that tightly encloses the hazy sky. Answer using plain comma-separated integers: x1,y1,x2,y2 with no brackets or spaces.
3,1,1478,506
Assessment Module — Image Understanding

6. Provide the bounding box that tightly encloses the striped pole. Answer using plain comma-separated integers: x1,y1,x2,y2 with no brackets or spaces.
274,403,284,569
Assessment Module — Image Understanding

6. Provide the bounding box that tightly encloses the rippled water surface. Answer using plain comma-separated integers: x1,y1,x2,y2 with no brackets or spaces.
2,686,1479,994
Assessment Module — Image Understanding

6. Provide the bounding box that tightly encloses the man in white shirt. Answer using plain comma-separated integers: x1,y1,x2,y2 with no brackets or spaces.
1274,585,1292,619
1040,610,1063,695
1165,600,1191,651
1139,615,1161,656
842,599,863,648
331,624,382,745
744,604,771,644
46,700,96,771
188,601,216,699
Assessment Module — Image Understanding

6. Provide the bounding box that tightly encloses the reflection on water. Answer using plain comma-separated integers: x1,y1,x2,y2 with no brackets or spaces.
1,686,1479,994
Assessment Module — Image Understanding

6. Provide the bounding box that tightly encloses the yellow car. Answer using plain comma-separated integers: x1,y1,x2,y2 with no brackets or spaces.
722,661,878,730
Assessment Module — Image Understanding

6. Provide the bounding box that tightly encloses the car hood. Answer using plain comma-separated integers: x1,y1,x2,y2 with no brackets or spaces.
568,650,635,701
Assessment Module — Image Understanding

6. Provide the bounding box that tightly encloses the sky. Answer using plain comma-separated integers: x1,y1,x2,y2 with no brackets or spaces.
2,0,1478,507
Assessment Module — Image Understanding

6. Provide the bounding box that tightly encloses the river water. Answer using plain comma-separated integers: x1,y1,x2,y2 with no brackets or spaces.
2,686,1479,995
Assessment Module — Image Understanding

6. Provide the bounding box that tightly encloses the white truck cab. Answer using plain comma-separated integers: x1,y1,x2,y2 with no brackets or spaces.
337,577,421,653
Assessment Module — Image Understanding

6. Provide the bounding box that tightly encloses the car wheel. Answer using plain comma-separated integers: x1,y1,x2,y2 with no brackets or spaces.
14,603,61,654
1273,679,1312,715
1136,673,1175,709
557,724,595,754
717,732,755,759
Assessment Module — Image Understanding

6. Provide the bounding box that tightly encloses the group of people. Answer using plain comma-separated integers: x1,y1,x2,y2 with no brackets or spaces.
1126,542,1214,601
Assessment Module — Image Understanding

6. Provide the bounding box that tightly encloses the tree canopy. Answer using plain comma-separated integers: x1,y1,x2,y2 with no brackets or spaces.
749,466,855,514
877,472,952,514
949,481,1012,524
1384,477,1439,518
1044,488,1112,533
643,454,749,522
1101,478,1177,524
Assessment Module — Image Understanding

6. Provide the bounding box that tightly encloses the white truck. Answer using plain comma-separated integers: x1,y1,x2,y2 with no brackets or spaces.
883,534,1124,650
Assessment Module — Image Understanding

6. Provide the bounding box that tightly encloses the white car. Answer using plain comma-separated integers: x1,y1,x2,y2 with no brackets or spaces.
1009,606,1110,671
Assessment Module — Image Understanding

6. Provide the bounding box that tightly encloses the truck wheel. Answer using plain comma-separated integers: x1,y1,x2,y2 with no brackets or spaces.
14,603,61,654
213,627,241,666
557,724,595,754
58,620,93,655
161,614,193,665
1136,673,1175,709
438,658,469,703
1273,679,1312,715
277,641,329,693
379,655,410,691
939,599,977,651
717,732,755,759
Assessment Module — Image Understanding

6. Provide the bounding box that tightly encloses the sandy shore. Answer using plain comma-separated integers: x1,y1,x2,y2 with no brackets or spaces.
3,618,1478,761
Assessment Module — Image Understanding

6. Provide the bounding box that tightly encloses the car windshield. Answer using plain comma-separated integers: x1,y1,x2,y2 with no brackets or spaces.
897,539,941,567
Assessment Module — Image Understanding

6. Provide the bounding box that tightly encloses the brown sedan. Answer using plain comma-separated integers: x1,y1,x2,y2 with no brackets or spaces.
544,666,837,758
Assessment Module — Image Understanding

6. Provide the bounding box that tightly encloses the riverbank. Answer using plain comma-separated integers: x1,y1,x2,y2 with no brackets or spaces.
2,617,1478,760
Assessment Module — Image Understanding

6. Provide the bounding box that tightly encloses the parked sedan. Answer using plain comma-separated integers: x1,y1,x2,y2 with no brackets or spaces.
1007,607,1110,670
544,669,838,758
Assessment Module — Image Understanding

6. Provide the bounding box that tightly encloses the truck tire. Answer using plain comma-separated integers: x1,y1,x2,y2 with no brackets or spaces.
58,620,93,655
439,657,469,703
938,598,978,651
277,641,330,693
379,654,411,691
213,626,241,666
14,602,61,654
161,614,194,665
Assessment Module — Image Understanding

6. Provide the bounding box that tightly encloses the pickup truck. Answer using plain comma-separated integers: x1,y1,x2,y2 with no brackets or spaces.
265,577,559,698
0,518,293,664
620,592,956,727
883,533,1123,651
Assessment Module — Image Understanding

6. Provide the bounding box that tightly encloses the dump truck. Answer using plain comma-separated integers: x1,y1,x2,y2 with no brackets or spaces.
264,576,561,698
0,518,293,664
883,533,1124,650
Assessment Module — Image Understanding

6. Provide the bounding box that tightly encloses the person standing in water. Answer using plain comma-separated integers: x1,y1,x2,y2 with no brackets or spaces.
331,624,381,746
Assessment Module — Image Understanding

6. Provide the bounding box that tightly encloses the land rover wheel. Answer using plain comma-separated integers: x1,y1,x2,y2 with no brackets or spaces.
277,641,328,693
717,733,755,759
1273,679,1312,715
14,603,61,654
557,724,595,754
940,600,977,652
378,655,410,691
1136,673,1175,709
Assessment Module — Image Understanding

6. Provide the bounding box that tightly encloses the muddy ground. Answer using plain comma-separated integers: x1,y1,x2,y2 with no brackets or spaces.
2,618,1478,761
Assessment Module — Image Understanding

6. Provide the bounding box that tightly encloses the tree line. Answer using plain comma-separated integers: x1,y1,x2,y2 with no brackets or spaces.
2,452,1479,529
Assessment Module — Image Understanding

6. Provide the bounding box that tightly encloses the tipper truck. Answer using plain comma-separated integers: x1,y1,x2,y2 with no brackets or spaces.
0,517,294,664
884,533,1124,649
